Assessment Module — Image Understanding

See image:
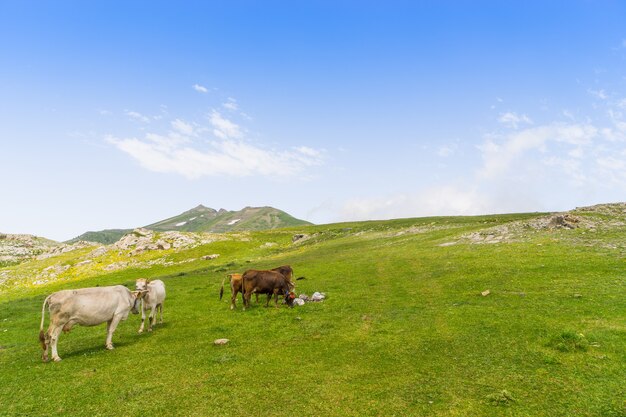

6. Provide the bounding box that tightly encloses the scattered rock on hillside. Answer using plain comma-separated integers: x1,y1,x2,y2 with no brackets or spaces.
88,246,109,258
104,261,130,271
201,254,220,260
481,290,491,297
292,234,310,243
214,338,229,345
294,292,326,306
36,240,97,260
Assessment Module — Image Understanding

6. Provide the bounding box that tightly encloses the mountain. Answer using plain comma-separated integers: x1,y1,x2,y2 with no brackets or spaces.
66,205,312,244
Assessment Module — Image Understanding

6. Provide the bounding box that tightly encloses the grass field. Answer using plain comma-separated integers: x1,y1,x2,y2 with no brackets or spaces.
0,212,624,416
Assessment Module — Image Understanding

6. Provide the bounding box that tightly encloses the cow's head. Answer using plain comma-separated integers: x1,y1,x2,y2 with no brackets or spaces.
130,290,147,314
135,278,148,291
284,291,296,308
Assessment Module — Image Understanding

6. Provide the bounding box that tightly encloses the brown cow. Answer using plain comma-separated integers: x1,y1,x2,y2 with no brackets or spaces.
241,269,295,310
219,273,243,310
220,265,297,310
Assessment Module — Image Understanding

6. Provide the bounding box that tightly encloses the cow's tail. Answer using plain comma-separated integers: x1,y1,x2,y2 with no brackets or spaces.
219,275,229,300
39,295,51,347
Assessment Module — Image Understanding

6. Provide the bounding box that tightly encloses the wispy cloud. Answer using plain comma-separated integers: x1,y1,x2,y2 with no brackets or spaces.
478,123,597,179
171,119,195,136
339,186,492,221
108,134,323,179
107,109,323,179
588,88,608,100
209,110,243,139
437,144,457,157
222,97,238,111
498,112,533,129
125,110,151,123
193,84,208,93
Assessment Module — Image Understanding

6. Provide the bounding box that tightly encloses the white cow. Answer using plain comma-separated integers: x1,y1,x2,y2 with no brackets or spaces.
135,278,166,333
39,285,143,362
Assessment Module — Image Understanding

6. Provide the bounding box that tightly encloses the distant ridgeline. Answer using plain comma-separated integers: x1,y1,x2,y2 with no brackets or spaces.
66,205,312,244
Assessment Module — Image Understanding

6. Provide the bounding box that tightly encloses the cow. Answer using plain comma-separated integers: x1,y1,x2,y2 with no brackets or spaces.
241,269,296,310
219,273,243,310
39,285,143,362
220,265,297,310
135,278,166,333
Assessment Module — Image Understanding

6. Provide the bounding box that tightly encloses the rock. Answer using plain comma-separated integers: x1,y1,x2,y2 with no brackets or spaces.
201,254,220,260
75,260,93,267
481,290,491,297
155,240,171,250
88,246,109,258
292,234,309,243
311,292,326,301
548,214,580,229
292,298,305,306
438,242,456,247
133,228,152,237
299,294,310,301
104,261,129,271
214,338,229,345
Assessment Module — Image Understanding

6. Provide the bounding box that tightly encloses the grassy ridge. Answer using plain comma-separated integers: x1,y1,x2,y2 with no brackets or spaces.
0,214,624,416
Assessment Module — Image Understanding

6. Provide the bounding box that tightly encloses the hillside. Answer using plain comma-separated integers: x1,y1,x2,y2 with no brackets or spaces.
0,204,624,416
0,233,59,267
67,205,312,244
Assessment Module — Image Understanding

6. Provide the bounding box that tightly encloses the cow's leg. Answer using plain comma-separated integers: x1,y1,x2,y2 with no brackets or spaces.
41,327,52,362
243,291,251,310
138,301,146,333
231,289,237,310
266,294,272,307
158,303,164,324
148,304,157,332
148,304,156,332
105,315,123,350
49,324,64,362
256,293,259,304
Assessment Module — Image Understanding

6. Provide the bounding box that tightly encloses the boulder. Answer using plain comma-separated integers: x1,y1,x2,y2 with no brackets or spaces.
311,292,326,301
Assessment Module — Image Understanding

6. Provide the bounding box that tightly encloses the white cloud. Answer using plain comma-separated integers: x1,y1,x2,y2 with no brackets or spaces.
108,134,323,179
588,88,608,100
478,123,598,179
193,84,208,93
171,119,195,136
222,97,238,111
209,110,243,139
107,108,323,180
437,144,457,157
125,110,150,123
339,186,493,222
498,112,533,129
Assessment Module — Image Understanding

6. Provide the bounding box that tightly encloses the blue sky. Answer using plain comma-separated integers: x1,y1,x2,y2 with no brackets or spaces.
2,1,626,241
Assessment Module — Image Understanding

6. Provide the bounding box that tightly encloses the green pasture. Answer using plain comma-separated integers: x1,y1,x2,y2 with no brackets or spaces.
0,214,624,416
